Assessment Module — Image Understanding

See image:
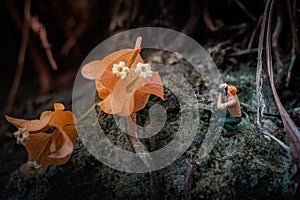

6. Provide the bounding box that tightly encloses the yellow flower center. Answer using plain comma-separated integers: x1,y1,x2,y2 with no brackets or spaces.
141,66,147,72
118,67,123,72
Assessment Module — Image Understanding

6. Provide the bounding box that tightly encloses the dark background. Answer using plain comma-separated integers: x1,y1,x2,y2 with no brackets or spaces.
0,0,288,114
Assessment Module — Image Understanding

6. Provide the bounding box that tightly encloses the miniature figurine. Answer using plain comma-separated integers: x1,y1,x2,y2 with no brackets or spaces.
217,83,242,136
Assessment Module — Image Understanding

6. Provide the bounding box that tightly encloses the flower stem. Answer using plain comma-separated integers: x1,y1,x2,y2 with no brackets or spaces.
126,112,153,170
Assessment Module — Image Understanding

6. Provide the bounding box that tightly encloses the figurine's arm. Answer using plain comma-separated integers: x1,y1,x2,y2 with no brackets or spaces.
217,83,228,109
217,95,236,109
217,93,226,109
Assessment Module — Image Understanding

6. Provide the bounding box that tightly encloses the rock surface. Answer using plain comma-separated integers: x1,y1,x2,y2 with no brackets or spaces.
1,50,295,199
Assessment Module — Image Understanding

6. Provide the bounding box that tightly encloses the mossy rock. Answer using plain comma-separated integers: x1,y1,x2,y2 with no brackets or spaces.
1,51,295,200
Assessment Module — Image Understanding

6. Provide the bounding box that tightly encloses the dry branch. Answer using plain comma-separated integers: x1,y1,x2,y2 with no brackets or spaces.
31,17,57,70
61,0,89,56
182,0,200,35
286,42,296,87
272,11,284,86
126,113,161,199
126,113,154,170
5,0,31,114
266,1,300,198
203,0,223,32
256,0,269,136
286,0,300,58
4,0,58,113
248,17,262,49
255,0,300,198
233,0,256,21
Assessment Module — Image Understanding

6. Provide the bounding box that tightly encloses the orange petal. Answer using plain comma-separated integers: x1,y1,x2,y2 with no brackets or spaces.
132,93,151,113
81,37,164,116
20,125,77,175
101,48,141,70
81,48,141,80
47,125,77,165
54,103,65,111
50,128,60,153
5,111,52,132
82,49,144,102
7,103,78,175
135,36,142,48
20,132,52,175
48,128,75,159
95,80,110,99
48,110,78,159
81,60,105,80
99,53,144,91
49,110,76,127
134,72,165,100
45,125,77,164
108,71,164,116
98,95,113,114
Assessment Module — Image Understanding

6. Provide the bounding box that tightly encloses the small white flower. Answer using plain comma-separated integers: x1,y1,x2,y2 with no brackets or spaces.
26,161,43,175
112,61,130,79
134,62,153,78
13,127,29,145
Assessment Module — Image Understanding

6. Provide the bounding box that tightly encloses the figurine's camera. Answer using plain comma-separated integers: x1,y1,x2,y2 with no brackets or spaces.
217,86,228,95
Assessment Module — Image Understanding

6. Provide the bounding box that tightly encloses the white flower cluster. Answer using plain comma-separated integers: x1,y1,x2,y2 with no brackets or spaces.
13,127,29,145
112,61,130,79
135,62,153,78
112,61,153,79
26,161,43,174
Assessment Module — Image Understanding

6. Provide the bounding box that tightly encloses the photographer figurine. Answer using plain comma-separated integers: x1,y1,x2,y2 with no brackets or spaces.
217,83,242,136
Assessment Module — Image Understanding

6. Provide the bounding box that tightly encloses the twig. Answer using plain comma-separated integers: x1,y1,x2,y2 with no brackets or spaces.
31,16,57,70
266,0,300,197
149,170,161,200
28,46,51,95
232,0,256,21
228,48,258,57
263,132,289,151
203,0,222,32
126,113,154,169
61,0,89,56
246,110,280,118
272,12,284,86
184,125,223,200
222,22,248,32
286,0,300,58
4,0,56,107
248,16,262,49
184,163,194,200
5,0,31,114
256,0,269,133
271,15,283,57
127,113,165,198
77,103,98,122
130,0,140,22
250,0,286,151
286,41,296,87
255,0,289,153
182,0,200,35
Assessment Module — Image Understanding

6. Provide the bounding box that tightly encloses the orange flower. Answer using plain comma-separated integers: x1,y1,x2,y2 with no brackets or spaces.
81,36,164,116
5,103,78,175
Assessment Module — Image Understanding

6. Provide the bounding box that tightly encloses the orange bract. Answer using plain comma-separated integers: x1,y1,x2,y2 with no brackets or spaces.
5,103,78,175
81,37,164,116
